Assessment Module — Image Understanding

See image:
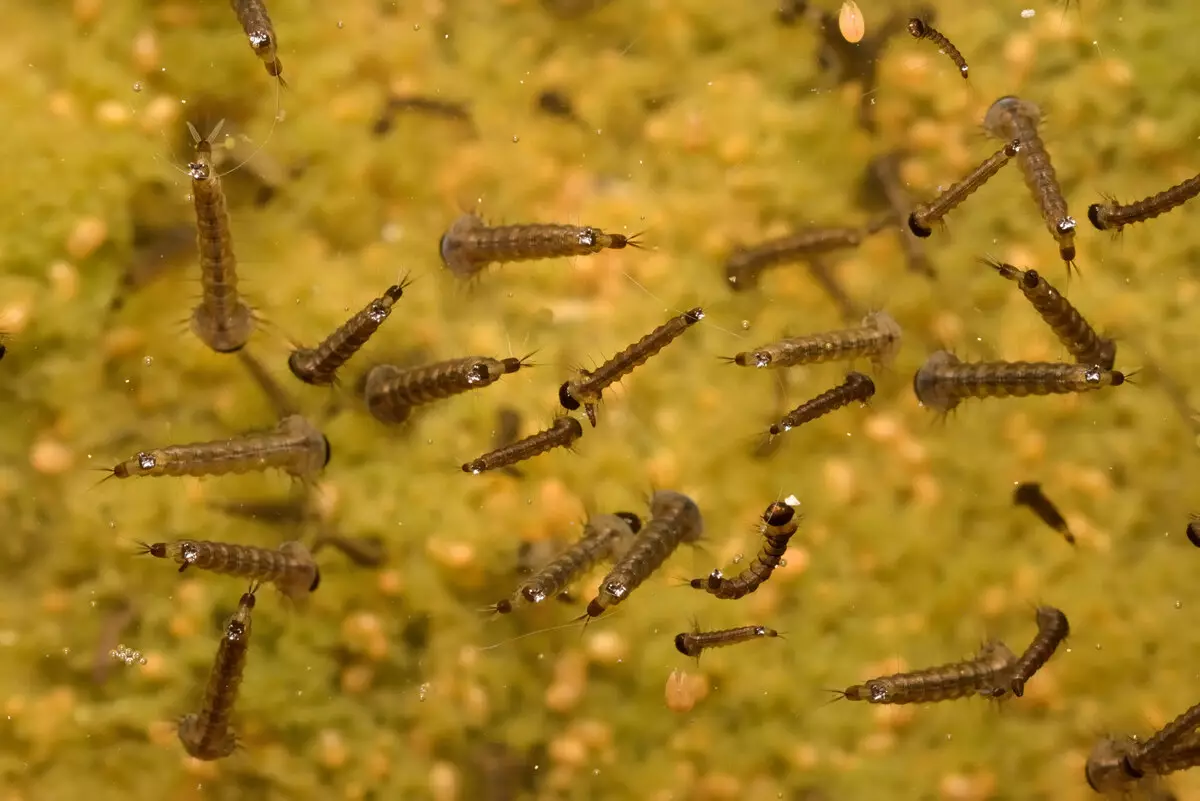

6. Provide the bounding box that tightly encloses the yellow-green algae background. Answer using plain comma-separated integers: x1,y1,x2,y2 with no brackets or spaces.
2,1,1199,799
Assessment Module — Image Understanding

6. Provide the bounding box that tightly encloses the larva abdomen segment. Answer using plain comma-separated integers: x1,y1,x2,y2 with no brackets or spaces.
906,18,969,78
1088,172,1200,232
769,371,875,437
586,490,703,617
495,512,641,613
439,214,638,278
724,226,866,290
178,584,257,761
674,625,780,658
984,259,1115,369
732,311,902,369
288,281,408,386
188,122,255,354
983,96,1077,266
231,0,284,79
842,640,1016,705
140,539,319,599
559,307,704,426
109,415,330,480
1008,605,1069,697
462,415,583,474
365,355,527,424
908,141,1019,237
697,501,798,600
1128,699,1200,773
913,351,1125,413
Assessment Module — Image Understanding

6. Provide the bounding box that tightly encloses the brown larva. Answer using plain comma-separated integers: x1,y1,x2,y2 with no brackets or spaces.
908,141,1019,237
769,372,875,438
107,415,329,482
837,639,1017,705
178,583,258,761
187,120,256,354
724,226,868,291
690,500,798,600
559,308,704,426
906,18,968,79
1127,700,1200,776
491,512,641,613
439,215,642,279
1089,171,1200,233
674,624,781,659
1008,605,1069,697
729,311,902,369
983,96,1077,272
984,259,1115,370
462,416,584,475
1013,482,1075,546
230,0,285,83
288,278,411,386
913,351,1125,414
364,354,530,425
585,490,703,618
136,539,319,600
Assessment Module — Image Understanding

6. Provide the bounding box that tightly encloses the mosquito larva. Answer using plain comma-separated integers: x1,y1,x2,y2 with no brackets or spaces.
231,0,285,82
492,407,525,477
364,355,530,425
288,279,410,386
1187,515,1200,548
913,351,1125,413
585,490,703,618
439,215,641,279
1008,606,1069,697
373,95,474,137
908,141,1020,237
674,625,781,659
730,311,902,369
1013,482,1075,546
136,539,320,600
1126,700,1200,775
906,18,968,78
725,226,868,290
559,308,704,426
107,415,329,481
769,372,875,438
178,583,257,761
187,120,256,354
312,533,388,568
983,259,1116,370
983,96,1077,271
838,640,1017,705
864,153,935,279
691,500,799,600
462,416,584,474
1089,171,1200,233
492,512,641,613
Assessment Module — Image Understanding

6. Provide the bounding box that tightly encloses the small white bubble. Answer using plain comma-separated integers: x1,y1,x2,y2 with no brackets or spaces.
1020,8,1035,18
731,553,744,564
418,682,431,701
741,319,750,330
337,20,344,29
143,356,153,366
132,82,143,93
512,135,520,143
413,23,420,31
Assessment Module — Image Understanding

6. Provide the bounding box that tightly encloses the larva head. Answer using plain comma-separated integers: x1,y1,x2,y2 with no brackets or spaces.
1087,202,1109,231
1084,738,1140,792
982,95,1040,138
614,511,642,534
1019,269,1040,289
585,597,607,618
682,307,705,325
1110,370,1126,386
558,381,581,411
763,502,795,528
1012,482,1043,506
674,633,701,658
845,371,876,400
135,541,169,558
1003,138,1022,158
913,350,961,413
734,350,772,368
462,459,486,475
1187,516,1200,548
838,683,872,702
493,599,514,614
906,18,927,37
906,211,933,238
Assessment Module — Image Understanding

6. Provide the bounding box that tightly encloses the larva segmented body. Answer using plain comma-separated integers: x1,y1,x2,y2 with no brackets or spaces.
109,415,330,481
907,18,969,78
364,355,527,424
1013,482,1075,545
691,500,798,600
913,351,1125,413
585,490,703,618
770,372,875,437
440,215,640,278
462,416,584,474
1089,171,1200,232
138,539,319,600
674,625,780,658
908,141,1019,236
1008,605,1069,697
288,280,409,386
732,311,902,369
840,640,1017,705
725,226,867,290
230,0,285,80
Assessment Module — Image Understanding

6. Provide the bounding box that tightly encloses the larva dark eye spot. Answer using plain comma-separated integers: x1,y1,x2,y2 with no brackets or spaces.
558,381,581,410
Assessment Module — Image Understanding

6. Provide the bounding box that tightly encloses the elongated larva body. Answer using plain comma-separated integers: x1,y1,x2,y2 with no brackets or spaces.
913,351,1124,413
675,625,780,658
559,308,704,426
364,355,528,424
731,311,901,369
691,501,798,600
493,513,641,613
983,96,1077,270
188,121,255,354
1089,171,1200,232
463,416,583,474
289,280,409,386
908,141,1019,236
839,640,1016,705
770,372,875,437
440,215,640,278
1128,701,1200,775
1008,606,1069,697
1013,482,1075,545
586,490,703,617
985,259,1115,369
108,415,330,481
865,153,935,279
137,539,319,600
907,18,968,78
178,584,257,761
231,0,285,81
725,226,867,290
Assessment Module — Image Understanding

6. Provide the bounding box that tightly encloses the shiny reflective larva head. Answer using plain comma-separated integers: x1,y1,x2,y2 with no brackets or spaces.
614,511,642,534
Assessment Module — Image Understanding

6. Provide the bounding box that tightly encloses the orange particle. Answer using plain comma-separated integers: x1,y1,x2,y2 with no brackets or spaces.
839,1,865,44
